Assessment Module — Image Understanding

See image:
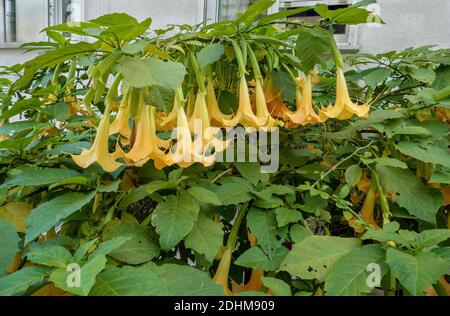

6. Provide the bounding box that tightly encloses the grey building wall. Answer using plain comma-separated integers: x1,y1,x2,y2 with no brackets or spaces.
0,0,449,67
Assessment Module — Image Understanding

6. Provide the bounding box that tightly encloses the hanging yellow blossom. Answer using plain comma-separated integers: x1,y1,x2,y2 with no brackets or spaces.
71,104,122,173
286,75,323,126
320,68,370,120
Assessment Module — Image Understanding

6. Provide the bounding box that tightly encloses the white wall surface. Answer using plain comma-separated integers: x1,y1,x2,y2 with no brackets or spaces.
0,0,449,67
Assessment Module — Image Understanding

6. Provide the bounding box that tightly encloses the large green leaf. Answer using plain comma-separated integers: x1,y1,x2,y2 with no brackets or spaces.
386,248,447,296
152,192,200,250
281,236,361,281
431,247,450,274
90,265,167,296
295,28,332,73
185,212,224,263
274,207,302,227
247,208,286,259
148,263,224,296
236,0,276,25
396,142,450,169
25,192,96,244
118,56,186,89
262,277,291,296
16,42,100,88
102,218,159,264
90,13,139,26
235,246,288,271
27,245,73,268
0,220,20,276
0,267,51,296
315,4,383,25
376,165,442,224
197,44,224,70
2,168,81,188
414,229,450,249
50,255,106,296
324,245,386,296
214,178,253,205
187,186,222,206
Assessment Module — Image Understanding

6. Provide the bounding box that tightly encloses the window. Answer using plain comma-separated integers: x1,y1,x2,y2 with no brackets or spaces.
279,0,359,50
0,0,83,46
205,0,280,23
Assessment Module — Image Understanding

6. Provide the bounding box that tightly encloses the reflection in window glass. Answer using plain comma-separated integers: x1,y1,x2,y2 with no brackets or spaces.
4,0,16,42
218,0,265,22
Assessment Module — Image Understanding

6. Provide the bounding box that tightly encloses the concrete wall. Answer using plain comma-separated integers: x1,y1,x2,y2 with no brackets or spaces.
0,0,449,67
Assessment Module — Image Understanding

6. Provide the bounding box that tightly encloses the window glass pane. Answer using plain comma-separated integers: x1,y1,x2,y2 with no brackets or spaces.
218,0,266,22
4,0,16,42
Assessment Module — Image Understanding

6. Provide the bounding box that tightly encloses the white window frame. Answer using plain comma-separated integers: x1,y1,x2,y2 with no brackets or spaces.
0,0,84,48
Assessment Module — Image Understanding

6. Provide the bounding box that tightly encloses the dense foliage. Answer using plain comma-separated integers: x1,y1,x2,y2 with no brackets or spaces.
0,0,449,296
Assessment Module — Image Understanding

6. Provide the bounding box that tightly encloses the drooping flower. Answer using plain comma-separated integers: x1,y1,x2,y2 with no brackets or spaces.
206,79,232,127
109,91,131,141
320,68,370,120
213,246,233,296
71,104,122,173
349,184,380,233
264,77,291,121
286,75,323,126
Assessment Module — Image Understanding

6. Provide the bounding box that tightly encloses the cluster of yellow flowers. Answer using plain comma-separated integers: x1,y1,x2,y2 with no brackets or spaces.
71,67,370,172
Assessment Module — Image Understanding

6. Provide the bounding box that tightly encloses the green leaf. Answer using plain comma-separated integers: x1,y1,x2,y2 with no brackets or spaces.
234,246,288,271
215,178,253,205
90,265,167,296
50,255,107,296
324,245,386,296
362,229,411,247
363,68,392,87
0,120,50,134
16,42,100,88
295,28,332,73
408,67,436,84
290,224,313,244
2,168,81,188
262,277,291,296
102,219,160,264
275,207,303,227
396,142,450,169
149,263,224,296
118,56,186,89
0,220,20,276
386,248,447,296
147,85,175,113
236,0,276,25
377,165,441,224
88,237,130,260
0,267,51,296
235,162,261,186
281,236,361,281
25,192,96,244
91,13,139,26
247,208,286,259
315,4,383,25
345,165,363,186
187,186,222,206
27,245,73,268
431,247,450,274
271,69,297,104
415,229,450,249
73,238,100,262
429,169,450,184
152,192,200,250
197,44,224,69
185,212,224,263
432,65,450,90
0,202,31,233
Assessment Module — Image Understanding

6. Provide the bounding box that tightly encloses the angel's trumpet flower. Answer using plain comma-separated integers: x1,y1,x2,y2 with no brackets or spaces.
71,104,122,173
109,92,131,141
320,68,370,120
156,99,179,132
264,77,291,121
286,75,323,126
206,79,232,127
123,98,172,169
213,247,233,296
349,184,380,233
222,74,278,129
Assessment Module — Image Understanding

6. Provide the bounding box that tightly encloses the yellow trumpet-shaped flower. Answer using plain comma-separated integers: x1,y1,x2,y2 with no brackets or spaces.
320,68,370,120
109,104,131,140
156,98,179,132
206,79,232,127
222,74,279,129
71,105,122,173
213,246,233,296
264,77,291,121
286,75,323,126
123,100,173,169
